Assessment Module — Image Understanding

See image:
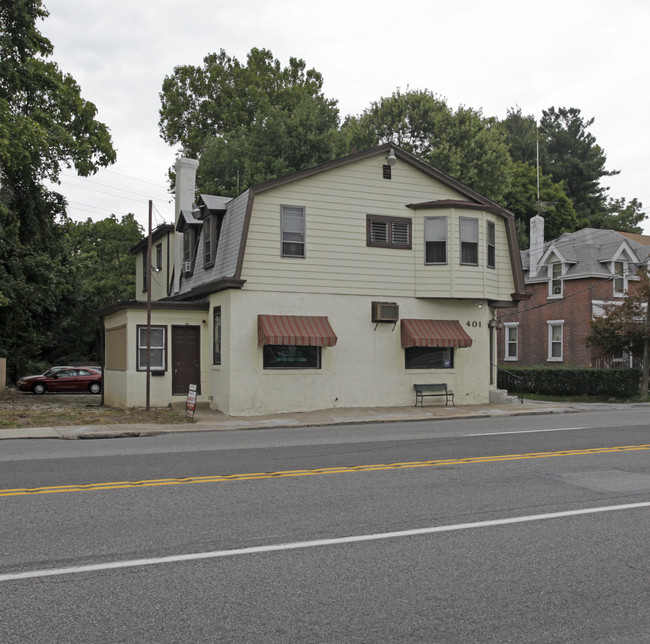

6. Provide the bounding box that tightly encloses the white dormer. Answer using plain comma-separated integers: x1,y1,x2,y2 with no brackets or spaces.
609,244,638,296
538,246,572,298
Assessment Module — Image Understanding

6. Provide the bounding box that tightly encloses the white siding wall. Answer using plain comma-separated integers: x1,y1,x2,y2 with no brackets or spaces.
242,155,516,301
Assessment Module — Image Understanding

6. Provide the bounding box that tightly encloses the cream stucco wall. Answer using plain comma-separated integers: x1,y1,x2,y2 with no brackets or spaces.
103,307,208,408
217,290,493,416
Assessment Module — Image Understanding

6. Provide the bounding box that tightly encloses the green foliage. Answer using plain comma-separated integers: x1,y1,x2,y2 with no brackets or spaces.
159,47,339,195
502,161,577,248
340,88,513,203
498,366,640,398
538,107,617,223
0,1,116,380
586,269,650,356
502,106,537,165
502,105,645,234
50,214,142,364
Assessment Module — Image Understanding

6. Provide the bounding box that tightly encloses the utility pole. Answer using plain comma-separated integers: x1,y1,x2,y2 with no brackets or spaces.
641,279,650,399
146,200,152,411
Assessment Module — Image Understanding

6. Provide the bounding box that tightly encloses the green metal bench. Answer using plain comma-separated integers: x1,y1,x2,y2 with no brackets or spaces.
414,383,455,407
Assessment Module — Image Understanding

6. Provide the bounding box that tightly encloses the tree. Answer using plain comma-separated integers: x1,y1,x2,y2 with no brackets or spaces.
502,107,538,166
501,161,578,248
0,0,116,379
159,47,339,195
587,269,650,398
502,105,646,234
43,214,143,365
538,107,617,223
340,88,512,203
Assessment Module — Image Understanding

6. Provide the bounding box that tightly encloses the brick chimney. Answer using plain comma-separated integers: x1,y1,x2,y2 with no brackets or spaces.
528,214,544,278
173,157,199,294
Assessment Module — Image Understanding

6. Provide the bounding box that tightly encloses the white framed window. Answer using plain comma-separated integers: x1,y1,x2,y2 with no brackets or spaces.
281,205,305,257
549,263,563,297
547,321,564,361
424,216,447,264
613,260,627,296
137,325,167,372
460,217,479,265
504,323,519,361
486,221,496,269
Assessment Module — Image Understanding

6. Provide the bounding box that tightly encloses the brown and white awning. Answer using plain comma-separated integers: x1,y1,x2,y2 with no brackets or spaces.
258,315,338,347
401,319,473,348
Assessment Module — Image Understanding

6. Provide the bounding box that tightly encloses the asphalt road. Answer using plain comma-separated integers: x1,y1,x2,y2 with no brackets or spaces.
1,409,649,643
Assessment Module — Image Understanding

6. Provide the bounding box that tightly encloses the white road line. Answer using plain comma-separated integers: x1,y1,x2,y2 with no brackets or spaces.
2,501,649,583
466,427,586,436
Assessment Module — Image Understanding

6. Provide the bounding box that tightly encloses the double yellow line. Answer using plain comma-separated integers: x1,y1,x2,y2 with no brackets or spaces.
2,444,649,497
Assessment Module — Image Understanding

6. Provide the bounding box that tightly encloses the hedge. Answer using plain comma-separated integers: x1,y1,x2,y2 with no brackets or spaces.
497,367,640,398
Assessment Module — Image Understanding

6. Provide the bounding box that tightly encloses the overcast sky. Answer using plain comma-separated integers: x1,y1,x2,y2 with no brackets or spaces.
42,0,650,234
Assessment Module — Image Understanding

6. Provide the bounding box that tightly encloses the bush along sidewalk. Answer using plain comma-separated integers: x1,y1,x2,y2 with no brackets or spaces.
497,367,640,399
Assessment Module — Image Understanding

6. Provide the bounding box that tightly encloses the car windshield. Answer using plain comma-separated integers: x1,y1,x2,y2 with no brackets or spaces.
42,367,66,377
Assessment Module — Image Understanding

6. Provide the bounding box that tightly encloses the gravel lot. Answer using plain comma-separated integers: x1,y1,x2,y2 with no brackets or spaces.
0,387,101,411
0,387,186,429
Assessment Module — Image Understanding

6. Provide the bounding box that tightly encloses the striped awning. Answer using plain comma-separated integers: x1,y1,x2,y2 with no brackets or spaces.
258,315,338,347
401,319,473,348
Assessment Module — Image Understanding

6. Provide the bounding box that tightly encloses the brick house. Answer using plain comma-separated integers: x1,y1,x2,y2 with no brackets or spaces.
497,215,650,368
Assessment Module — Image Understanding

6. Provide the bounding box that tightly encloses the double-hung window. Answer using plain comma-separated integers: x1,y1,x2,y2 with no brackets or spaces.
548,321,563,361
504,323,519,361
549,263,563,297
613,260,627,296
137,325,166,372
424,217,447,264
155,243,162,271
367,215,412,249
486,221,496,269
460,217,479,265
281,205,305,257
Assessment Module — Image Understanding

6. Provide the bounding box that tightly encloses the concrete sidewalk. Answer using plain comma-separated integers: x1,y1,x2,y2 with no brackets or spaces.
0,399,602,440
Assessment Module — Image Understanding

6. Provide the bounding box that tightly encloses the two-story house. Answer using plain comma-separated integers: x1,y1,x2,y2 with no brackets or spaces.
497,214,650,368
99,144,526,415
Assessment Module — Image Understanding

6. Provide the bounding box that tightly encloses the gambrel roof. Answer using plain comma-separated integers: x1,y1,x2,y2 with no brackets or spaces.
174,143,526,301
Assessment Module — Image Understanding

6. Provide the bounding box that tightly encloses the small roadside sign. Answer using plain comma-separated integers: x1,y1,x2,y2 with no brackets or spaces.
186,384,197,420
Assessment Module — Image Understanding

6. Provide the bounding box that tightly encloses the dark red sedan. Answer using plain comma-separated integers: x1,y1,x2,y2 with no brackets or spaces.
17,367,102,395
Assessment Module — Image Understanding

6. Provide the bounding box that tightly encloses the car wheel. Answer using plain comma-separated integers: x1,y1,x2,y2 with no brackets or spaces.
89,382,101,394
33,383,47,395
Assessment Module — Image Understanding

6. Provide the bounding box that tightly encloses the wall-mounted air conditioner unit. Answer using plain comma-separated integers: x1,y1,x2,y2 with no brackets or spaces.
372,301,399,323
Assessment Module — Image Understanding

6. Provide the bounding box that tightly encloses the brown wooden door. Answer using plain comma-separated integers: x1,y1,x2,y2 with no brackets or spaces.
171,326,201,396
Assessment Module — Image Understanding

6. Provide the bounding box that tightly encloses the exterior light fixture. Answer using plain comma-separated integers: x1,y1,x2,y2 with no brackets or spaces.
386,149,397,166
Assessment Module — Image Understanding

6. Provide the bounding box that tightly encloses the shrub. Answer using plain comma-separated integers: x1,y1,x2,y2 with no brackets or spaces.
497,367,640,398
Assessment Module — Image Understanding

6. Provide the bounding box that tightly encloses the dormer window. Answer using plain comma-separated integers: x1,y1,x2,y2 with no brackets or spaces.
549,262,563,297
183,228,196,275
613,260,627,296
